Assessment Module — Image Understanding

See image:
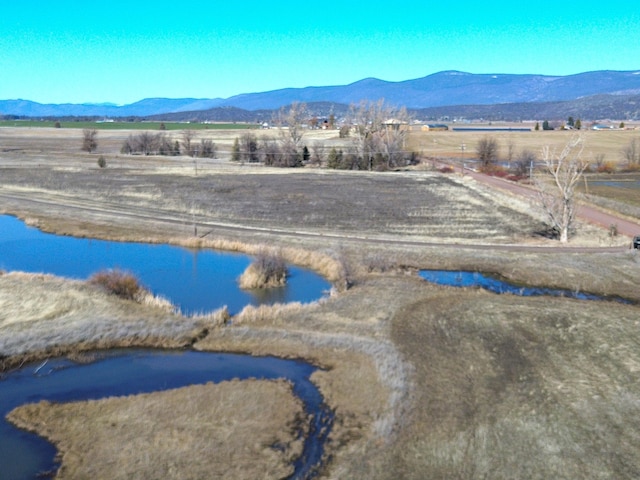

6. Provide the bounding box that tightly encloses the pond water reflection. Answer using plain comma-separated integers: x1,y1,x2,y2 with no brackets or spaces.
0,215,330,314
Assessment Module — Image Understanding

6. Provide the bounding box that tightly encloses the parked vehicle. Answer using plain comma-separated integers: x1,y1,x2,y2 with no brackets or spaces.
633,236,640,249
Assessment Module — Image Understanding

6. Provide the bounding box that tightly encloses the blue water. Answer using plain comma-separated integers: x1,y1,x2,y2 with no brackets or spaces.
590,180,640,190
0,215,330,314
419,270,634,303
0,350,333,480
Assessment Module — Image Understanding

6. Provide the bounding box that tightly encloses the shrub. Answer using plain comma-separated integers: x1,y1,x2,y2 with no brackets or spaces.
97,156,107,168
238,249,288,289
596,161,616,174
89,269,142,300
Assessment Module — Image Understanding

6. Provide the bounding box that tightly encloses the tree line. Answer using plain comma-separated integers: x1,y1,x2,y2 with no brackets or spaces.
120,130,217,158
230,100,418,170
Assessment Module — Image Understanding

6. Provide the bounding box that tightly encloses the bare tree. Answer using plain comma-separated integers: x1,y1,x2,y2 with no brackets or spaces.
512,149,536,177
81,129,98,153
348,99,386,170
182,129,197,157
622,138,640,166
537,135,589,243
198,139,217,158
274,102,308,167
275,102,307,147
476,136,499,171
239,132,259,163
379,107,410,169
259,136,281,166
310,141,324,167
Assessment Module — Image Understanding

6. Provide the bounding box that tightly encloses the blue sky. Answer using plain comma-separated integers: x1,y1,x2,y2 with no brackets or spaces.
1,1,639,104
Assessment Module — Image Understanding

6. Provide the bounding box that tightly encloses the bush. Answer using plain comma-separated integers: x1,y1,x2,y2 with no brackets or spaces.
596,161,617,173
97,156,106,168
238,249,288,289
89,269,142,300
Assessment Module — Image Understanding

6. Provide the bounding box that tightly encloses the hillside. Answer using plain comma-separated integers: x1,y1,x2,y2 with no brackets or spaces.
2,70,640,119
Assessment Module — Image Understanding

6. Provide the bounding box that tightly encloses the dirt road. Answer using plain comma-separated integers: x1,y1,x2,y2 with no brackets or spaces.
461,167,640,238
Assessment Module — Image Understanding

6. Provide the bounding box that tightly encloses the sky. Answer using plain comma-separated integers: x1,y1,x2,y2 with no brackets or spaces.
1,1,639,105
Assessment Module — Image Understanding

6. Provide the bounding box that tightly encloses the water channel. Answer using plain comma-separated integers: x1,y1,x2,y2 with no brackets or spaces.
419,269,634,303
0,350,332,480
0,214,333,479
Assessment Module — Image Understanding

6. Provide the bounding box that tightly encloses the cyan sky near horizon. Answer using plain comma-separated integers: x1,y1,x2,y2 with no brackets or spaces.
1,1,639,104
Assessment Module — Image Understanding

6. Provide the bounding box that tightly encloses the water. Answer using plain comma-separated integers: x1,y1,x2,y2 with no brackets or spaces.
590,180,640,190
419,269,634,303
0,350,333,480
0,214,334,478
0,215,330,314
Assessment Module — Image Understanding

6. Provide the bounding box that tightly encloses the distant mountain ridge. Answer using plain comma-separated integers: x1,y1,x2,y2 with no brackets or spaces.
2,70,640,118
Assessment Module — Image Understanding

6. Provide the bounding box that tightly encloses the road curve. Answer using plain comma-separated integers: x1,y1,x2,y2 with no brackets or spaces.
460,167,640,238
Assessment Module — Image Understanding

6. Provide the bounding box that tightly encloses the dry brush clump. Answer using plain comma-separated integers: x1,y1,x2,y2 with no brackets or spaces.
238,248,288,289
88,269,143,301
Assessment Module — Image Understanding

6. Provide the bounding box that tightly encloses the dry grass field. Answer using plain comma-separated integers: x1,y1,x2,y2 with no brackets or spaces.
8,379,305,480
2,125,640,479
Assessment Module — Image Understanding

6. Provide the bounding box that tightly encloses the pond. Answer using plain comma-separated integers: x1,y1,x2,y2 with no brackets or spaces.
0,214,334,478
0,214,331,314
419,269,634,304
0,349,333,480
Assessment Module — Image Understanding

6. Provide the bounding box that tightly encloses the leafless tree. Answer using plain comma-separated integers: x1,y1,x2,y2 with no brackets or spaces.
512,149,537,177
198,139,217,158
622,138,640,165
275,102,307,147
136,132,160,155
182,129,197,157
81,129,98,153
537,135,589,243
347,100,410,170
378,107,410,169
476,136,499,171
348,99,386,170
239,132,259,163
273,102,308,167
310,141,324,167
259,136,281,166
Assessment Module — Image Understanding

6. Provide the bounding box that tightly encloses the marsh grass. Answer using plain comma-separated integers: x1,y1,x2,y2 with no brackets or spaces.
8,379,305,480
238,247,288,289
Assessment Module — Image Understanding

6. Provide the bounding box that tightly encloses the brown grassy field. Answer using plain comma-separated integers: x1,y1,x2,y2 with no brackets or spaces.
2,126,640,479
8,379,305,480
408,126,640,165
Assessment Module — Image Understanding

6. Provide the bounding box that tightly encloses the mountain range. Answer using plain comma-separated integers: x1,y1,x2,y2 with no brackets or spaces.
2,70,640,120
